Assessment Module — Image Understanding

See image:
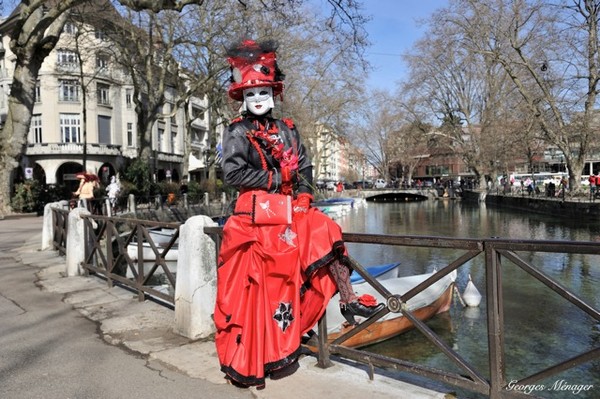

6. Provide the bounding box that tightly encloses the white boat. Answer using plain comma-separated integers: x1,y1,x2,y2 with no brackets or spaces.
125,241,178,278
148,227,179,246
319,269,457,348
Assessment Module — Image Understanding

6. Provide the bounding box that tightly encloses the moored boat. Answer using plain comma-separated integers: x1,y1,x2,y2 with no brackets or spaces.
350,261,400,284
125,241,178,277
148,227,179,246
318,269,456,348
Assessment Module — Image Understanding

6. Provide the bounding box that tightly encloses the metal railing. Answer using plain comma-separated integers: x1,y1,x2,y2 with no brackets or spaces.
312,233,600,399
80,214,181,305
52,208,70,256
52,209,599,398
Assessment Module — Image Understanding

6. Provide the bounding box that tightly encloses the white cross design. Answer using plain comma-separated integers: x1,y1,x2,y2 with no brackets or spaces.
279,226,297,247
259,199,276,218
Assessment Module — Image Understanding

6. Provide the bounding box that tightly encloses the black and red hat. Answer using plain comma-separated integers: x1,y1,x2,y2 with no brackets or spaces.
226,39,285,101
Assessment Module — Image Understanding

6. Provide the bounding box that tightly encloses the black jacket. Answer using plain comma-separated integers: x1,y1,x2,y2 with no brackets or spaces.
222,117,313,195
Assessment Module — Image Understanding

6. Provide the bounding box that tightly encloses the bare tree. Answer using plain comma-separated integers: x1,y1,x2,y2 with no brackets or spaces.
402,8,526,190
449,0,600,190
0,0,203,215
0,0,368,215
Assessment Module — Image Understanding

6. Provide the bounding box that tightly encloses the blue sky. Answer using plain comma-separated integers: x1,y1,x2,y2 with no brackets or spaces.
362,0,448,92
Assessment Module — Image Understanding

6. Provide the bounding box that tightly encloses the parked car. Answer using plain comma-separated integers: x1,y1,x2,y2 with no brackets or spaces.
325,181,336,191
374,179,387,189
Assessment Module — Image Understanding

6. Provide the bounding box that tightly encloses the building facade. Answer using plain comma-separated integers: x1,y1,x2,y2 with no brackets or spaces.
0,8,214,192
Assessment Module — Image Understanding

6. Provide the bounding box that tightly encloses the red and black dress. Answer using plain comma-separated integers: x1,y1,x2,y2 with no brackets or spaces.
214,116,345,388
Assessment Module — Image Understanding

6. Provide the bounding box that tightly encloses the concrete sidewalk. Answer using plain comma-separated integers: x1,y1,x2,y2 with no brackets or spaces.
9,217,451,399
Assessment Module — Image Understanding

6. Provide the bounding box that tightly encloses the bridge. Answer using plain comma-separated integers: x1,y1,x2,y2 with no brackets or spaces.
334,188,447,201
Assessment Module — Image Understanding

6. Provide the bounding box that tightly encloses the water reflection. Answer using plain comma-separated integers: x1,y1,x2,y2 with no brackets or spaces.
336,200,600,398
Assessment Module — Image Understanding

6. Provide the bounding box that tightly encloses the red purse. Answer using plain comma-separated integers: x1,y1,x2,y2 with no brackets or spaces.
252,193,292,225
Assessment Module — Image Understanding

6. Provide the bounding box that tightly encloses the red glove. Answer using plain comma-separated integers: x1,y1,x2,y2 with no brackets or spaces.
293,193,313,216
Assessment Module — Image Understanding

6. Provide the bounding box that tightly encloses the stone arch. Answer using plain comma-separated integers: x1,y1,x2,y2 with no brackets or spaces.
56,162,85,192
98,162,116,185
171,168,180,182
32,163,46,185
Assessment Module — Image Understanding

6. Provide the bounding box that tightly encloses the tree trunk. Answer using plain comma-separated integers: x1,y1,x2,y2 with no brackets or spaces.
0,62,40,215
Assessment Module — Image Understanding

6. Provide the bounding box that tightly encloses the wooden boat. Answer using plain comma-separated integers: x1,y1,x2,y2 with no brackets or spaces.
319,269,456,348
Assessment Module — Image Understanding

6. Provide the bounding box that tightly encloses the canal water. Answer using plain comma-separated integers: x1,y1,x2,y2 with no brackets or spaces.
335,199,600,399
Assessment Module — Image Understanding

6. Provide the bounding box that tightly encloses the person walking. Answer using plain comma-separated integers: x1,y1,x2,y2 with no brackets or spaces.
106,175,121,213
214,39,383,389
74,172,99,212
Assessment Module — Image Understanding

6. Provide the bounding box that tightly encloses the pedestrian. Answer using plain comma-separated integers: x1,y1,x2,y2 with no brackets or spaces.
106,175,121,211
214,39,383,389
74,172,99,212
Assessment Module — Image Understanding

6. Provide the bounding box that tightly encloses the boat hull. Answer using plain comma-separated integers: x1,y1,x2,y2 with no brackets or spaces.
326,283,453,348
309,271,456,349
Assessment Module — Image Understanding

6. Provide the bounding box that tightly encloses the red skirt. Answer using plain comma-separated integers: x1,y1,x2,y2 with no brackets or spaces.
214,191,343,387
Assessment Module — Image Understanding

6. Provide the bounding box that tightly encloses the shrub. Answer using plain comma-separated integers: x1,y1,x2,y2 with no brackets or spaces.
11,180,41,213
124,158,152,197
187,180,203,204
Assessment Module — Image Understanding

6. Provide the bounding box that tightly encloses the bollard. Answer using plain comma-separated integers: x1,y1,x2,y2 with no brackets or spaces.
174,215,218,339
41,201,66,250
105,198,112,217
128,194,136,213
203,192,209,207
66,208,92,276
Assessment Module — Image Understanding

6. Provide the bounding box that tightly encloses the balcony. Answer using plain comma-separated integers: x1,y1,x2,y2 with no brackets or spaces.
157,151,184,164
26,142,122,156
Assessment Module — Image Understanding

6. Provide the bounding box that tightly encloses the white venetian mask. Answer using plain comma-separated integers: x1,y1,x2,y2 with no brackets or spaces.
243,86,274,116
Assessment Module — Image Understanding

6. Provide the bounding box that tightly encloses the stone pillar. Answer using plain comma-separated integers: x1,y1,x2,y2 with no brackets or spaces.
128,194,136,213
41,201,69,250
174,215,218,339
66,207,91,276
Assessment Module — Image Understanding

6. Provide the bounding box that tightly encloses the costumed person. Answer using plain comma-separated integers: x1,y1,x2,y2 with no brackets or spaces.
74,172,99,211
214,39,384,389
106,175,121,212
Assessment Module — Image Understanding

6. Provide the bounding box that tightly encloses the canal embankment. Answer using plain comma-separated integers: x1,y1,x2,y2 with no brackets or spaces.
462,189,600,218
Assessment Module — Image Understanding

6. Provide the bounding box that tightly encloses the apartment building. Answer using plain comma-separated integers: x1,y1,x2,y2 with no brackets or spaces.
0,6,213,192
310,123,371,183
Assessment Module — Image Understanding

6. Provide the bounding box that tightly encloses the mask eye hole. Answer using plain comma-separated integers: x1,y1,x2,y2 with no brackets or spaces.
259,90,269,96
245,91,255,98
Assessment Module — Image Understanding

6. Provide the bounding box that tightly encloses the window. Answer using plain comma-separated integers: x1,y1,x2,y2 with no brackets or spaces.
96,83,110,105
97,115,111,144
30,114,42,143
125,89,133,108
96,54,109,70
192,106,205,120
170,131,177,153
60,113,80,143
63,22,77,35
34,81,41,103
157,128,164,152
127,122,134,147
59,79,79,102
57,49,78,66
95,29,106,40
